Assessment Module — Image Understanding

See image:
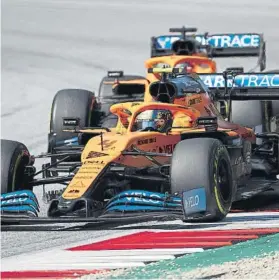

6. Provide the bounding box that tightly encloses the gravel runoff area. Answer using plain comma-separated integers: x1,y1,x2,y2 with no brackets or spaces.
165,252,279,280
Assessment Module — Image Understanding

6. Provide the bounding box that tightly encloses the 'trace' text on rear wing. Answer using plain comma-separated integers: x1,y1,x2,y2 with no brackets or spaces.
151,33,266,71
199,73,279,100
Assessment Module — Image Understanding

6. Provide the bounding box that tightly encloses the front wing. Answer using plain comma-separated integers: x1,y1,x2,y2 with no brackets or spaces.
1,190,183,226
1,180,277,228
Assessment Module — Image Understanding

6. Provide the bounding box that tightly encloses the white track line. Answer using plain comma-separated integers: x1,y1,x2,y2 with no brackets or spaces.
2,247,205,272
54,248,204,256
22,255,175,263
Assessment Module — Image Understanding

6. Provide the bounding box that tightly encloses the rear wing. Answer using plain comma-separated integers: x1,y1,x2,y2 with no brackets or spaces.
99,71,148,100
100,81,147,103
199,73,279,100
112,82,146,97
151,33,266,71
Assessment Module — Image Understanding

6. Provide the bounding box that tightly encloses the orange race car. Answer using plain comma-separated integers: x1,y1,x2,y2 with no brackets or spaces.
96,27,267,107
146,26,267,83
1,69,279,228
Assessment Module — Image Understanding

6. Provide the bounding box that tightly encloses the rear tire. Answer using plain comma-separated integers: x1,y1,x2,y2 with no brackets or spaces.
265,70,279,132
171,138,234,222
231,100,263,129
271,101,279,119
1,139,31,194
49,89,96,150
232,70,279,132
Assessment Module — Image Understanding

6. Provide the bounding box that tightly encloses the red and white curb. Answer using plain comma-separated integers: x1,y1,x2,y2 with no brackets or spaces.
2,211,279,279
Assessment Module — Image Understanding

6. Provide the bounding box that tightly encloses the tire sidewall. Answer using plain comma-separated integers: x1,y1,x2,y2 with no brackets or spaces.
49,89,94,144
208,141,233,219
1,140,30,194
170,138,233,222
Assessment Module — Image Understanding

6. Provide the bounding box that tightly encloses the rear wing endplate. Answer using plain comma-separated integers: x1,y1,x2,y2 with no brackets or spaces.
151,33,266,71
199,73,279,100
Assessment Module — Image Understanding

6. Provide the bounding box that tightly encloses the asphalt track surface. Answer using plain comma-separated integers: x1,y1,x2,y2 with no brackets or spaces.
1,0,279,259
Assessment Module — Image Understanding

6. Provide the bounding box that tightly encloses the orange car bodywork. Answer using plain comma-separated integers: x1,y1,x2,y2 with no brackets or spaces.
145,55,217,83
109,56,217,103
62,100,255,201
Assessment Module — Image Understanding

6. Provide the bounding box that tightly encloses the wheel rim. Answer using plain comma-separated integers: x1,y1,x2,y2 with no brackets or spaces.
217,159,231,202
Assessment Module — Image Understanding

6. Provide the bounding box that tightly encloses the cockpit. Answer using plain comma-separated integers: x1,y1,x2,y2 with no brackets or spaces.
130,107,195,133
152,62,200,74
132,109,174,133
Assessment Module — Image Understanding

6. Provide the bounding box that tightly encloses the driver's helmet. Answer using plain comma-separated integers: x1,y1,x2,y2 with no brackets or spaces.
153,62,171,69
176,62,193,73
136,109,173,132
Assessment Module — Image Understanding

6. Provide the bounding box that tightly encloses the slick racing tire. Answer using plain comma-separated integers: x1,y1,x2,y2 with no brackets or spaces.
171,138,234,222
48,89,96,151
265,70,279,132
231,100,263,129
229,68,279,131
1,139,31,194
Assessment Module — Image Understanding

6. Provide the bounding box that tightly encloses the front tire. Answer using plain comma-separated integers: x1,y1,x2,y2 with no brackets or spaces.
171,138,234,222
1,139,31,194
